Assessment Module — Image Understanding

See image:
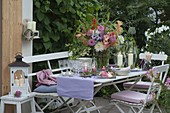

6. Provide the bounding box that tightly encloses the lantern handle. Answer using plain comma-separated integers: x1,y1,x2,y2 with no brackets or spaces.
15,52,22,56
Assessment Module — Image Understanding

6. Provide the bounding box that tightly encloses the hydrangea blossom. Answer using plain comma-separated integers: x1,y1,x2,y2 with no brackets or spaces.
145,25,170,41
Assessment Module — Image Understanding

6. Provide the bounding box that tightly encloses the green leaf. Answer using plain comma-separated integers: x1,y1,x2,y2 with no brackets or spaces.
37,11,44,21
70,0,74,6
56,0,62,5
44,16,50,25
45,25,52,33
59,7,66,13
43,41,51,50
69,7,76,14
56,22,63,31
35,1,40,8
34,42,43,51
42,34,50,42
51,35,60,42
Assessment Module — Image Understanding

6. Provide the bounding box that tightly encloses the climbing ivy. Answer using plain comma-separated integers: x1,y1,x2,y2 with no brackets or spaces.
33,0,101,54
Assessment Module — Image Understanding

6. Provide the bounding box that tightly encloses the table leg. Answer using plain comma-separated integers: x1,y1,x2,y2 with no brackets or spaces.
30,98,36,113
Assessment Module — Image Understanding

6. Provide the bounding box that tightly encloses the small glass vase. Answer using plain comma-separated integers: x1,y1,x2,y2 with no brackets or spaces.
95,50,109,69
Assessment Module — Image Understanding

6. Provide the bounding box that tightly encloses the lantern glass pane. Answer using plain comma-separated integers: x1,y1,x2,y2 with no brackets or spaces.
14,70,25,87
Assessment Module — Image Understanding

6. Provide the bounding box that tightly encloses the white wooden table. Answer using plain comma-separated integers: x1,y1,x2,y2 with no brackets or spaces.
55,70,147,113
1,93,36,113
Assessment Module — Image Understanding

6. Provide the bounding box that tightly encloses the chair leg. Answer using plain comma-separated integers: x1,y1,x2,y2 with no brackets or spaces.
113,102,125,113
130,106,138,113
155,101,162,113
137,106,145,113
150,104,155,113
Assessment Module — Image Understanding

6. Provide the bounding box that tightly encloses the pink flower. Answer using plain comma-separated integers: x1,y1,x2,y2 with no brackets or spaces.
76,34,81,38
88,39,95,46
99,71,108,78
97,25,105,31
146,68,158,80
165,78,170,86
86,29,93,36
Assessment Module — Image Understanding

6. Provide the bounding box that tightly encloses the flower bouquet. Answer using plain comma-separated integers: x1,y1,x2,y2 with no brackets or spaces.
72,15,124,69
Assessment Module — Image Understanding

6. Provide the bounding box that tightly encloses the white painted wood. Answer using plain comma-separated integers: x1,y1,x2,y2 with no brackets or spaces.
139,53,168,61
1,93,36,113
22,0,33,113
22,0,33,57
23,51,71,63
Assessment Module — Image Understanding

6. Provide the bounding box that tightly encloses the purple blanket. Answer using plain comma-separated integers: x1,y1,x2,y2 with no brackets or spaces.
57,76,94,100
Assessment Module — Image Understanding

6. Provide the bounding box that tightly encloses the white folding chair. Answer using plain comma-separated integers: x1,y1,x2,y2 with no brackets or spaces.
109,64,169,113
123,52,168,91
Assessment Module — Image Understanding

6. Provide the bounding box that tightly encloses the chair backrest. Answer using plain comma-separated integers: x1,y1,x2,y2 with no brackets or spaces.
139,52,168,65
139,52,168,80
145,64,169,102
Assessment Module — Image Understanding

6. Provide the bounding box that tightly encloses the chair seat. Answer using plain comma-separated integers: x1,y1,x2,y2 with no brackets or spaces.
123,81,159,89
111,90,153,104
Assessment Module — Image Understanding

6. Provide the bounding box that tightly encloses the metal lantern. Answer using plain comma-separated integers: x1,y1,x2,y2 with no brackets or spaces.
8,53,30,97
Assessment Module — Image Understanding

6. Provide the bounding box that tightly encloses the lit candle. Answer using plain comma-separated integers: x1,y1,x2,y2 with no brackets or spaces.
14,78,20,86
27,21,32,30
117,52,123,67
19,78,24,87
128,53,133,66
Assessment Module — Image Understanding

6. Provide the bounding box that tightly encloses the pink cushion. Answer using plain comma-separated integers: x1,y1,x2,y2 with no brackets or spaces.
123,81,159,89
111,90,152,104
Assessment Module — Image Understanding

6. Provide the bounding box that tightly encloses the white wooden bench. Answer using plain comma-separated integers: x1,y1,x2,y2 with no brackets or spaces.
23,51,74,113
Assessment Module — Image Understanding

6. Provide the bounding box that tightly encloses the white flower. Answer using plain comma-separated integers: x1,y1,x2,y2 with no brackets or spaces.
146,35,151,41
144,31,148,37
94,42,104,52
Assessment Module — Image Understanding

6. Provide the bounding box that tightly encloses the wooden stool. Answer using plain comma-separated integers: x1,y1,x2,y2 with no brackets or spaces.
1,93,36,113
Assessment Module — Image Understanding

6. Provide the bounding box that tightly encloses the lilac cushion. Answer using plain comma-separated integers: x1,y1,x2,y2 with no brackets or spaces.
33,85,57,93
123,81,159,89
111,90,152,104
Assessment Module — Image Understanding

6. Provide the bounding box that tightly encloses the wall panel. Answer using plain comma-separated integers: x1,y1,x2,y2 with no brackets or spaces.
1,0,22,112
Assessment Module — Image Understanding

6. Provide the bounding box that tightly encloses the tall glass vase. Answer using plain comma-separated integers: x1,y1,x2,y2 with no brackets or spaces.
95,50,109,69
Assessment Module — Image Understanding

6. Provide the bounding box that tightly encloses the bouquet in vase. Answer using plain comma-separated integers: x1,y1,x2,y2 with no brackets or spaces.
71,16,124,69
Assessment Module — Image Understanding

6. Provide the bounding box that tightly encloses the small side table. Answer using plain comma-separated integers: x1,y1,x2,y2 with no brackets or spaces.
1,93,36,113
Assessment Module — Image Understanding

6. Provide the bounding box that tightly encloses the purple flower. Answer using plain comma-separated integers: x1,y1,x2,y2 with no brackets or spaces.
88,39,95,46
97,25,105,31
109,36,116,43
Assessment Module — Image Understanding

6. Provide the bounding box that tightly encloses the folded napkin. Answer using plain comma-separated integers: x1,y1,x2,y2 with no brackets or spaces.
57,76,94,100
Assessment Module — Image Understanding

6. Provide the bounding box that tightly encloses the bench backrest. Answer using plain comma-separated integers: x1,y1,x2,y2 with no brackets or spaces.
23,51,71,77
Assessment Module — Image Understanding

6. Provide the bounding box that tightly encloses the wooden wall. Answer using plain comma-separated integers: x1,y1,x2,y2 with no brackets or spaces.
1,0,22,112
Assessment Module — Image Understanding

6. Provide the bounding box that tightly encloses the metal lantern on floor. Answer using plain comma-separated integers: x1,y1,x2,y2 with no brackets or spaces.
8,52,30,97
